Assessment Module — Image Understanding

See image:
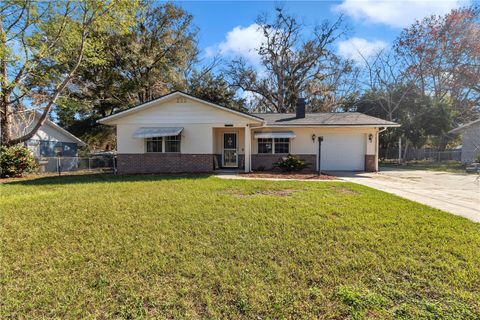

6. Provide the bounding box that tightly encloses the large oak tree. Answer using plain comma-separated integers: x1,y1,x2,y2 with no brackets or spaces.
0,0,137,146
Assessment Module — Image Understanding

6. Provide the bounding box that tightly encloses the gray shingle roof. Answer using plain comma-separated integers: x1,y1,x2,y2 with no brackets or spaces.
250,112,399,127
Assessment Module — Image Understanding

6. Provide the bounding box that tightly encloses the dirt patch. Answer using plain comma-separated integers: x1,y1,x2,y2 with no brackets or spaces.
222,187,297,197
239,172,336,180
335,187,359,195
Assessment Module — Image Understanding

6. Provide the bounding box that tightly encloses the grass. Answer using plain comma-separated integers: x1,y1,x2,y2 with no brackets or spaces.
381,161,466,174
1,174,479,319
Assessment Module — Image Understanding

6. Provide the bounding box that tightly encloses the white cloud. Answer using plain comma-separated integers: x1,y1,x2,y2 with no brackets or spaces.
335,0,469,28
338,37,388,63
205,23,265,65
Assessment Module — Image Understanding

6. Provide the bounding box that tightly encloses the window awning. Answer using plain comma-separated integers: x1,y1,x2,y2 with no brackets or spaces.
132,127,183,139
254,131,296,139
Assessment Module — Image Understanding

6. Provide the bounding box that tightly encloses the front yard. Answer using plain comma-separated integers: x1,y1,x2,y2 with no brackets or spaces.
1,174,479,318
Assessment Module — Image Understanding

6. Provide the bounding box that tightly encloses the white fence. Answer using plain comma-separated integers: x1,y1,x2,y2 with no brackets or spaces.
37,156,115,174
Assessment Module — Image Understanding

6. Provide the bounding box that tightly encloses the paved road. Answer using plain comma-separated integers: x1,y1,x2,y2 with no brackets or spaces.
336,168,480,222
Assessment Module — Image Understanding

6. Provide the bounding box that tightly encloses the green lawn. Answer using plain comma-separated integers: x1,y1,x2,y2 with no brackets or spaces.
381,161,466,174
1,175,479,319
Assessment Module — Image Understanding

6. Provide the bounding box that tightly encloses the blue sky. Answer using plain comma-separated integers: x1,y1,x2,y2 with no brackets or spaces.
172,0,471,64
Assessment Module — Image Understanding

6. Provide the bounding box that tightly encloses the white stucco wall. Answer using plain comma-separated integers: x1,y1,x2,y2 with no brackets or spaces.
111,97,260,154
250,127,378,171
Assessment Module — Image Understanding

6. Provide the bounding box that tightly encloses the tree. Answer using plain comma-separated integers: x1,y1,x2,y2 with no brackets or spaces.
394,5,480,123
359,50,416,122
55,2,197,150
185,68,246,111
0,0,137,146
356,85,455,153
227,8,354,113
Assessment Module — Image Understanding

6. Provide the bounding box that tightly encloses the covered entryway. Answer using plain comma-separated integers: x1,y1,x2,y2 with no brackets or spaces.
213,127,251,171
222,132,238,167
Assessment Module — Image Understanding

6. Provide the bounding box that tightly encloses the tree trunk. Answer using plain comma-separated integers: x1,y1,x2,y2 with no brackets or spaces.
0,22,12,145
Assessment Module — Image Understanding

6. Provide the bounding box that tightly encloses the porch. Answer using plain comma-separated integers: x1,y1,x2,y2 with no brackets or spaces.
212,127,251,172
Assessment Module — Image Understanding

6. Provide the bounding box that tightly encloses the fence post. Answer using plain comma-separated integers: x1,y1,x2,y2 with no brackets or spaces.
398,137,402,164
88,157,91,171
57,157,61,176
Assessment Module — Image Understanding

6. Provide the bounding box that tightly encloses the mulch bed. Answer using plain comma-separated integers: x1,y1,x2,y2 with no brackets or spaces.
239,172,336,180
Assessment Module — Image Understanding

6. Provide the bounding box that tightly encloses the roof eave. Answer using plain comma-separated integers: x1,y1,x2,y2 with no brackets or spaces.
97,91,264,124
263,124,400,128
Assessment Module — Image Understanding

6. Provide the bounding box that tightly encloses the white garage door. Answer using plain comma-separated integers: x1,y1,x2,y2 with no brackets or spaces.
320,133,365,171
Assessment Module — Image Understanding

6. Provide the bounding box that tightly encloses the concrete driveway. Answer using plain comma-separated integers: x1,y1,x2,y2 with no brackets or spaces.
336,168,480,222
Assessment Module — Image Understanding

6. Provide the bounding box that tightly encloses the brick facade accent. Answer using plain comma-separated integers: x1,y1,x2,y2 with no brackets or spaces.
117,154,213,174
214,154,245,169
365,154,376,172
251,154,316,171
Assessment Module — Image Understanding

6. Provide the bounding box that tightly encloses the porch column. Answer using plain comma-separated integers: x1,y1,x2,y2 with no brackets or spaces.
244,125,251,172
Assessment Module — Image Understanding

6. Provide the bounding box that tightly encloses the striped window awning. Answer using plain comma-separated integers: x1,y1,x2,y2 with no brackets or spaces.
132,127,183,139
254,131,296,139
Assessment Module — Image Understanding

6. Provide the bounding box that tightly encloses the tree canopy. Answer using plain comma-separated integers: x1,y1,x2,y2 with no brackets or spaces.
0,0,138,146
1,2,478,154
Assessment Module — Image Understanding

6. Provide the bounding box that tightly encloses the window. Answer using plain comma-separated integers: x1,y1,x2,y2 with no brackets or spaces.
274,138,289,154
146,137,162,153
165,135,181,153
257,138,290,154
258,138,273,154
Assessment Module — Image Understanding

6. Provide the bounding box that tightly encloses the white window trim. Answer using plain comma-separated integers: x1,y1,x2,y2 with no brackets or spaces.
273,138,290,154
164,135,181,153
145,137,163,153
145,135,181,153
257,138,290,154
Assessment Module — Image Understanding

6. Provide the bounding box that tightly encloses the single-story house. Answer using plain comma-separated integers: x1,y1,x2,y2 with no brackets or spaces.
449,118,480,163
1,112,86,157
98,91,399,174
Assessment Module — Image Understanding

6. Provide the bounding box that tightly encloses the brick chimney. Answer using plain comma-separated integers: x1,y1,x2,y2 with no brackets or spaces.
296,98,306,118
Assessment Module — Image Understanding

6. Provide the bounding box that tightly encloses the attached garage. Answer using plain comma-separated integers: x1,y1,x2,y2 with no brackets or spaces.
320,133,366,171
99,91,399,174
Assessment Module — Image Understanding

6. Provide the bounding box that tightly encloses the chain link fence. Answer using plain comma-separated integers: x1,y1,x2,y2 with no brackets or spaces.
36,155,116,174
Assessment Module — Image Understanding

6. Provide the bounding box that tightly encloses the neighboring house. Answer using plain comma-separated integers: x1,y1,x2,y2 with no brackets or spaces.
449,118,480,163
98,91,399,174
1,113,86,157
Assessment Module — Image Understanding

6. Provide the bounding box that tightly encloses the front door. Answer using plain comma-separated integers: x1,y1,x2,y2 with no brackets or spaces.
223,132,238,167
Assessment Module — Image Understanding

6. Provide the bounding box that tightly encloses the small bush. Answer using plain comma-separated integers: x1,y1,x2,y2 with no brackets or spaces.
274,154,310,172
476,155,480,163
0,145,37,178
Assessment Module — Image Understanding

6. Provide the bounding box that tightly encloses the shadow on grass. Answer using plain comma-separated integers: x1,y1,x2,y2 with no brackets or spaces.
3,173,213,186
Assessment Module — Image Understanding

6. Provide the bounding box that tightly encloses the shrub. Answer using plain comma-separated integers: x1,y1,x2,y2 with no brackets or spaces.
274,154,310,172
476,155,480,163
0,145,37,178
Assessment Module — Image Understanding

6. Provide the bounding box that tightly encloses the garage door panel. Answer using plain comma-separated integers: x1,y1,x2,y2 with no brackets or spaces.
321,134,365,171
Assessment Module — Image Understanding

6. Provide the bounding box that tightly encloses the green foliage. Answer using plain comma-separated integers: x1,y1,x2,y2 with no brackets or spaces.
186,70,246,111
0,0,139,145
356,86,456,150
0,146,37,178
274,154,310,171
0,176,479,318
476,155,480,163
56,2,198,145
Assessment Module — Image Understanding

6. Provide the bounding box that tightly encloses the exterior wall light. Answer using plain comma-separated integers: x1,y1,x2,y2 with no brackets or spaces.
312,134,316,142
368,133,373,142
